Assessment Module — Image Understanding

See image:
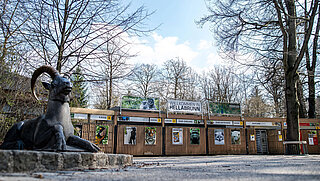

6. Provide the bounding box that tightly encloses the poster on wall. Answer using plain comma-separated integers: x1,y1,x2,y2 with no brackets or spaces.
172,128,183,145
250,134,255,141
74,125,82,138
145,127,156,145
231,130,241,145
121,96,159,111
95,125,108,144
214,129,225,145
190,128,200,145
124,127,137,145
209,102,241,115
309,138,314,145
167,100,202,114
308,130,318,146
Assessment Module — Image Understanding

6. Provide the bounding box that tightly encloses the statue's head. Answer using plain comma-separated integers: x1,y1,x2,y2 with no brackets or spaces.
31,65,73,103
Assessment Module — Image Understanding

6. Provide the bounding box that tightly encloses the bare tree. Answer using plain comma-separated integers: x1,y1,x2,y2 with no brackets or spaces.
0,0,28,72
161,57,192,100
127,63,159,98
256,58,285,117
179,68,201,101
20,0,153,73
198,0,319,154
304,0,320,118
243,86,272,117
200,66,242,107
0,0,47,140
89,35,134,109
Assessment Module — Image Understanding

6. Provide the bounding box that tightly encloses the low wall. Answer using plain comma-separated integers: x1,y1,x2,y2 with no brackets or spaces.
0,150,132,172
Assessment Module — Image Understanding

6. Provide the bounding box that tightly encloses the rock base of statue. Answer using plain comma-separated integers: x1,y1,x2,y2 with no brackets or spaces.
0,150,132,172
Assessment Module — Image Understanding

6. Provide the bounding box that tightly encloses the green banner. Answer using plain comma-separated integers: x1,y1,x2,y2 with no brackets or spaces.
121,96,159,110
209,102,241,115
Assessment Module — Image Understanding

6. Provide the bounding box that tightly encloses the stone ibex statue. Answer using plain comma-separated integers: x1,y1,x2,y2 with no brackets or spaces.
0,65,100,152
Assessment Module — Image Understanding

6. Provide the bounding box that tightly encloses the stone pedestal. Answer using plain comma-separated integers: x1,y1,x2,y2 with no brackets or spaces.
0,150,132,172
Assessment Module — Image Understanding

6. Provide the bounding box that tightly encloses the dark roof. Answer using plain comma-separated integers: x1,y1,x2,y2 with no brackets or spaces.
0,71,47,95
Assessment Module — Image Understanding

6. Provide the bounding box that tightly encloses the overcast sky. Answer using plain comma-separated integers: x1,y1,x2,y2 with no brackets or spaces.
123,0,226,73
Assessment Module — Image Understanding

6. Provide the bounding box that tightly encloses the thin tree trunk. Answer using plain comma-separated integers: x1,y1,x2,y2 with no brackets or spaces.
308,3,320,118
297,78,307,118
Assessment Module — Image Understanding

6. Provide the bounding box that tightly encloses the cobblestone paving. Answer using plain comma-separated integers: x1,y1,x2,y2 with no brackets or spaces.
1,155,320,181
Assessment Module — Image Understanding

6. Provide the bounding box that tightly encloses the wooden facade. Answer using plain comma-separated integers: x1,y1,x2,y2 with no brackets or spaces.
70,107,320,156
208,128,246,155
116,124,163,156
165,126,206,155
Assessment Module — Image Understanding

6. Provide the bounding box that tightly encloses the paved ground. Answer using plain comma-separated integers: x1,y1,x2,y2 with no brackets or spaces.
1,155,320,180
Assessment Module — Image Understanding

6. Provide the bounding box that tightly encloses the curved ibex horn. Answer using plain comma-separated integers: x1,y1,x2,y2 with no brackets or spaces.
31,65,59,100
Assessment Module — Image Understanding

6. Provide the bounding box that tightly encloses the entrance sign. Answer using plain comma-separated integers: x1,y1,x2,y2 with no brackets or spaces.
167,100,201,113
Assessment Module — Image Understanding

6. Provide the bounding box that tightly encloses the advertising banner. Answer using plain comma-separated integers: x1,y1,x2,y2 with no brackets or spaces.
214,129,225,145
91,115,112,121
95,125,109,144
172,128,183,145
250,134,255,141
124,127,137,145
145,127,156,145
209,120,233,125
165,119,204,125
190,128,200,145
167,100,201,113
121,96,159,111
246,122,274,126
74,125,82,138
71,113,88,120
118,116,149,123
209,102,241,115
308,130,318,146
150,118,162,123
231,129,241,145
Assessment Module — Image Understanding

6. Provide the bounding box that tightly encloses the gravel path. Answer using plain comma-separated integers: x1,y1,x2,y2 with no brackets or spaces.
1,155,320,181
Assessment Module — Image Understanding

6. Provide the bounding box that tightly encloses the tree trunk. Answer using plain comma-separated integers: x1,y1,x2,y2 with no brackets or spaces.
107,70,113,109
284,0,300,154
297,79,307,118
308,5,320,118
308,74,316,118
285,71,300,154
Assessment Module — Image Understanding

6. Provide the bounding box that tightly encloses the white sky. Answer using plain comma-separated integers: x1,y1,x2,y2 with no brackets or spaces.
123,0,227,73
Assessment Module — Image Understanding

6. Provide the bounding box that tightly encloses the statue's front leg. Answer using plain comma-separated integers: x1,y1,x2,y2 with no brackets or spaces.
67,135,100,152
53,124,67,151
